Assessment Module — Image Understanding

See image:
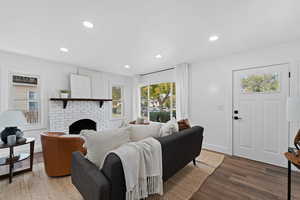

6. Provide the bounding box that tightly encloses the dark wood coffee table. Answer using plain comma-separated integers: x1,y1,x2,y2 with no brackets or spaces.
0,137,35,183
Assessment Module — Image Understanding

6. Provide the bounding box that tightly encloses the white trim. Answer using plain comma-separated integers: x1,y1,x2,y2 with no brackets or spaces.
287,60,300,148
147,84,150,119
136,84,142,119
202,143,231,155
136,83,149,119
230,62,291,157
8,71,44,130
139,69,175,87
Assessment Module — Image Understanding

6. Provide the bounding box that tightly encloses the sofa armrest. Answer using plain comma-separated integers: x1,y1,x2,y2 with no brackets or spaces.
101,153,126,200
157,126,204,181
71,152,110,200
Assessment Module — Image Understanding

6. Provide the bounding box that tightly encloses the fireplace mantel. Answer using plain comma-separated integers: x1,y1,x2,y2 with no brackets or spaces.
50,98,112,109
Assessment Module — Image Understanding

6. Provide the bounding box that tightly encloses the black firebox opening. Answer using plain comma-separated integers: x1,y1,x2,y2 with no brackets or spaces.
69,119,96,134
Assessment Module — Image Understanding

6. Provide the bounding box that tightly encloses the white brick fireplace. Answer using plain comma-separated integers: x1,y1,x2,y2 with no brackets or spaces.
49,100,109,133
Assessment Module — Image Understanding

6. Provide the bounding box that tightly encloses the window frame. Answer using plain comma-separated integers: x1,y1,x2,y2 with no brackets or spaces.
110,83,125,120
26,89,39,110
139,82,176,122
139,84,150,119
9,72,42,130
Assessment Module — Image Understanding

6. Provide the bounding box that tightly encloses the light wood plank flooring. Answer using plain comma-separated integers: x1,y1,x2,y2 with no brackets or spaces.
0,152,299,200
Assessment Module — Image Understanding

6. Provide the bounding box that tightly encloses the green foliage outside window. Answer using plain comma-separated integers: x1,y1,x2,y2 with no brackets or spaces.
241,73,280,93
149,111,176,123
112,87,121,99
140,82,176,122
112,86,122,118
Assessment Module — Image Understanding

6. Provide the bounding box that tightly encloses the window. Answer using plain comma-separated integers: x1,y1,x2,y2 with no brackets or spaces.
112,85,124,118
140,85,149,119
241,72,280,93
140,82,176,123
10,74,41,126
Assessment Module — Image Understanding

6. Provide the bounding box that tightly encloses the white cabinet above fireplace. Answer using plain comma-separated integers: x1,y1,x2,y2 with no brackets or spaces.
70,74,91,98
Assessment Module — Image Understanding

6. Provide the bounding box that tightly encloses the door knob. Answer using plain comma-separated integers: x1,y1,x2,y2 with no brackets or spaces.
233,116,242,120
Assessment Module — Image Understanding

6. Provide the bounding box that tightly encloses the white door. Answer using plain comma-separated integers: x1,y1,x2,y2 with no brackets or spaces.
233,64,289,167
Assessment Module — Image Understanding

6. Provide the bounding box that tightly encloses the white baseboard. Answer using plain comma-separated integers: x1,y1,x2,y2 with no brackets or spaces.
202,143,300,171
202,143,231,155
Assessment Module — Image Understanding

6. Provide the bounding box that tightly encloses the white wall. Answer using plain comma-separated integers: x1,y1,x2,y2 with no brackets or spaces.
3,40,300,158
78,68,133,128
0,51,133,155
139,69,175,86
190,41,300,155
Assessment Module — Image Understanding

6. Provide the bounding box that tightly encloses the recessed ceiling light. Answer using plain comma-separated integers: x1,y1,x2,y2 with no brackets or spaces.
82,21,94,29
155,54,162,59
59,47,69,53
209,35,219,42
124,65,131,69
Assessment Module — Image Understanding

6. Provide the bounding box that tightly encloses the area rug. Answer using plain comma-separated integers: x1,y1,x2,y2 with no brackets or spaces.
0,149,224,200
147,149,224,200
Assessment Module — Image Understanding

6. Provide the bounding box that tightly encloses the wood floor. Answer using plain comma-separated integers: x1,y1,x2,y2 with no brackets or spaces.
191,155,300,200
0,152,299,200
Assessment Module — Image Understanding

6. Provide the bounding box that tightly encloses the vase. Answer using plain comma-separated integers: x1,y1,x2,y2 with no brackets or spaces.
7,135,16,145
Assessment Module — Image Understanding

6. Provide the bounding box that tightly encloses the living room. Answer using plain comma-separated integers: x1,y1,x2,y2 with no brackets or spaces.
1,1,300,200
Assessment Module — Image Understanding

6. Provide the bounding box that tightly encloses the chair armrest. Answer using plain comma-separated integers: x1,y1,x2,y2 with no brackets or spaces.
59,136,87,155
71,152,110,200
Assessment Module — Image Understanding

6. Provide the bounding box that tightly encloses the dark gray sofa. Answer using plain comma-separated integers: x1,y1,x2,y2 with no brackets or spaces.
71,126,204,200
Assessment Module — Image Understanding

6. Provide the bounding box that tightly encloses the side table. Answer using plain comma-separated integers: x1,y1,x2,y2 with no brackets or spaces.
0,137,35,183
285,147,300,200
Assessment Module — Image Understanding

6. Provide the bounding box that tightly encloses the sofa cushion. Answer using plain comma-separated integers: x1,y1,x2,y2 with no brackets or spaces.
129,123,161,141
97,126,204,200
80,128,130,167
160,119,179,137
119,119,129,128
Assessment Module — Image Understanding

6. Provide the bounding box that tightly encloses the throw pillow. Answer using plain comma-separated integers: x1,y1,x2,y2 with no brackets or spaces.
177,119,191,131
160,119,179,137
129,123,162,142
119,119,129,128
80,128,130,167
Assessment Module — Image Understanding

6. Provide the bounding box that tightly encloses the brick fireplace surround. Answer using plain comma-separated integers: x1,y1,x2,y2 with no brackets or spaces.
49,100,109,134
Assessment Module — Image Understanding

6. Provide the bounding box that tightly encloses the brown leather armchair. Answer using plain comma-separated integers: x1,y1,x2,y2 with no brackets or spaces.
40,132,87,177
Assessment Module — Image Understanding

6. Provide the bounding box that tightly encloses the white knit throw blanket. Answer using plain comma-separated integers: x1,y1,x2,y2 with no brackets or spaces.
102,137,163,200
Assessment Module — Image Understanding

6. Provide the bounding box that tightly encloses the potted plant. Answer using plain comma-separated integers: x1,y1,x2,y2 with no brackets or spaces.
60,90,70,98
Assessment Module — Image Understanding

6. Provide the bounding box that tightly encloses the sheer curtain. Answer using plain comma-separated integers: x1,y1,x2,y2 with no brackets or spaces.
175,63,189,120
132,75,141,120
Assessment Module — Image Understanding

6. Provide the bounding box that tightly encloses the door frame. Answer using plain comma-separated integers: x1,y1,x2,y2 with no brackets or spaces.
230,62,291,158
